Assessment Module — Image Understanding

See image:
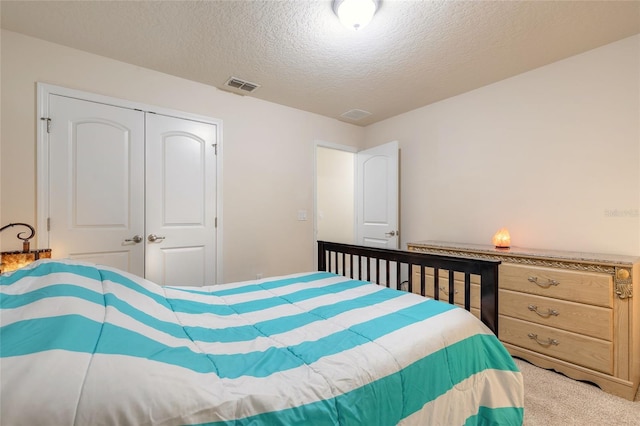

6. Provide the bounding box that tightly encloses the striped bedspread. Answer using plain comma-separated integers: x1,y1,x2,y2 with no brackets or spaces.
1,259,523,425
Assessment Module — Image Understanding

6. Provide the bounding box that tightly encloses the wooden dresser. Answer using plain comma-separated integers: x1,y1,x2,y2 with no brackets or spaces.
407,240,640,400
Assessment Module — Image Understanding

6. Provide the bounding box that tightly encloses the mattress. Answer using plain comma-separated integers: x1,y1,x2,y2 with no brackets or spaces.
0,259,524,425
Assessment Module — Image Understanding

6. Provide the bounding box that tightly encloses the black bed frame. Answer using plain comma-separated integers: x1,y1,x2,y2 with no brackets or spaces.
317,240,501,336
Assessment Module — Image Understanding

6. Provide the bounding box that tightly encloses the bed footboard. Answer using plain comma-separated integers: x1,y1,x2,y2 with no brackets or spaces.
317,240,501,336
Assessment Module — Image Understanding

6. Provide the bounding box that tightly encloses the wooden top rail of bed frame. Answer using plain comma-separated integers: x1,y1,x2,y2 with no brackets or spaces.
317,240,501,336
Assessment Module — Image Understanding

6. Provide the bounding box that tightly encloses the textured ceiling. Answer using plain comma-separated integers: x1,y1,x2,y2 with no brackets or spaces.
2,0,639,126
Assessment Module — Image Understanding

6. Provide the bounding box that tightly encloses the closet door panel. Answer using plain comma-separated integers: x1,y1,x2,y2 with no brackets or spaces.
74,121,129,226
161,246,206,287
163,134,205,225
145,113,217,286
48,95,145,276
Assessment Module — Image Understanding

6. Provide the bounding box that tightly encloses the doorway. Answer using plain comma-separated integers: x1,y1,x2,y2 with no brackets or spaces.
314,141,400,250
315,144,356,245
314,140,400,284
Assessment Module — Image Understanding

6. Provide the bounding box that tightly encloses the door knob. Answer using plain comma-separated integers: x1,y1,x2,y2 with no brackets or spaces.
124,235,143,244
385,230,397,237
148,234,166,243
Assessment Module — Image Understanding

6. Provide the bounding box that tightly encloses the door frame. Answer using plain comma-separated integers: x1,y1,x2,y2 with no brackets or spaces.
36,83,224,283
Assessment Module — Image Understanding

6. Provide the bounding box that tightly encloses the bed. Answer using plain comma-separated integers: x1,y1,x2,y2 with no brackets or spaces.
1,241,524,425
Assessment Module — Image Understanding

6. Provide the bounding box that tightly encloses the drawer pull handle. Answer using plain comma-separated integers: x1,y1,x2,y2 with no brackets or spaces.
439,286,458,295
527,276,559,288
528,333,559,346
528,304,559,317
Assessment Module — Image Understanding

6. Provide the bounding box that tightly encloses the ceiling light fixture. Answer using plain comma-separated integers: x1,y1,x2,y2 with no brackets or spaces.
333,0,380,30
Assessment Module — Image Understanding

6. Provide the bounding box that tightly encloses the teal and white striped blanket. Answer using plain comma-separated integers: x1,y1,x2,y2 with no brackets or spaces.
1,260,523,425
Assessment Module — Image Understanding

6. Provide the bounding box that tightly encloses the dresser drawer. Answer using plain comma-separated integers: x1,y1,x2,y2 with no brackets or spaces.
500,263,612,307
499,289,612,340
499,316,613,374
412,267,480,309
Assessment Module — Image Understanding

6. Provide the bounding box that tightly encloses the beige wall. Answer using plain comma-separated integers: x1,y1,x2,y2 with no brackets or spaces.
0,30,365,282
3,29,639,285
365,35,640,256
316,147,354,244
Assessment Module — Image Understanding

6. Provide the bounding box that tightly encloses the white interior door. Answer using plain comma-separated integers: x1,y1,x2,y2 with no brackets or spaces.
48,95,145,275
144,113,217,286
356,141,399,249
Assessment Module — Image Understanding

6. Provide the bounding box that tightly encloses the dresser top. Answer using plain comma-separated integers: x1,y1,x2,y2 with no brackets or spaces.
407,240,640,267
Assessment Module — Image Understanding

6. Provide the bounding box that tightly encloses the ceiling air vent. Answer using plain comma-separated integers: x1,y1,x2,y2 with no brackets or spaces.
341,109,372,121
225,77,260,93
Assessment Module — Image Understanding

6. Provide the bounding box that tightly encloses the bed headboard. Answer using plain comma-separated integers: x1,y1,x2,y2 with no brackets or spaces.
317,240,501,336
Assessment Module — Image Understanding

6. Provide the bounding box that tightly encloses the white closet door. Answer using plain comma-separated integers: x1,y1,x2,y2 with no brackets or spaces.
144,113,217,286
48,95,145,275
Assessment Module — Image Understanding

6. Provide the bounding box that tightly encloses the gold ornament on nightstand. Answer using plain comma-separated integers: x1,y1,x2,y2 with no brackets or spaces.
492,228,511,249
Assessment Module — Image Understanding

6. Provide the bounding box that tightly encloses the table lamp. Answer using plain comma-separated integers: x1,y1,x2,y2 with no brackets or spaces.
0,223,51,273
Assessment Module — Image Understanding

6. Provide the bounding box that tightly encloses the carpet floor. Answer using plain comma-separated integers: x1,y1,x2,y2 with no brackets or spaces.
515,358,640,425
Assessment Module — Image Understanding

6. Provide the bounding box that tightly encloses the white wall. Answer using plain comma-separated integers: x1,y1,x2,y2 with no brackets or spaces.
0,30,365,282
316,147,354,244
365,35,640,256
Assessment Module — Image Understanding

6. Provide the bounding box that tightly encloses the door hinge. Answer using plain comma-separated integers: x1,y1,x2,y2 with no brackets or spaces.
47,217,51,231
41,117,52,133
215,217,218,228
212,143,217,155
